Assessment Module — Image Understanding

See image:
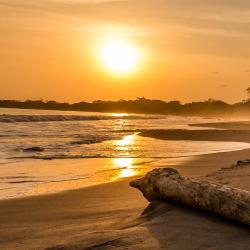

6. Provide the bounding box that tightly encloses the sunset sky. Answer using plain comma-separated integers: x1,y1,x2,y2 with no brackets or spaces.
1,0,250,103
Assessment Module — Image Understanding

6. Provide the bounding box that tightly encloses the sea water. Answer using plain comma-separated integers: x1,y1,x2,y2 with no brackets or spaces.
0,108,249,199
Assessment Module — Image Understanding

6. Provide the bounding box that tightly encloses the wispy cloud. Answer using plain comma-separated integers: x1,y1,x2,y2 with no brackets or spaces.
1,0,250,58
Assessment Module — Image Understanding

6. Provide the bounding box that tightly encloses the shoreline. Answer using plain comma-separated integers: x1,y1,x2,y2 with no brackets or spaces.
1,147,250,249
139,129,250,143
1,144,250,201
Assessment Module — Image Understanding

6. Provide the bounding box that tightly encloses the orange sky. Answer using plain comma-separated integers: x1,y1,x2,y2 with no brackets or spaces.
1,0,250,103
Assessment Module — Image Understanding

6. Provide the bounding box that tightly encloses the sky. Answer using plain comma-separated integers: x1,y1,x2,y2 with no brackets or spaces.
1,0,250,103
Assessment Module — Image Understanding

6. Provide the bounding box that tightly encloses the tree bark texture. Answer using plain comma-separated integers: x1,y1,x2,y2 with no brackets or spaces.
130,168,250,225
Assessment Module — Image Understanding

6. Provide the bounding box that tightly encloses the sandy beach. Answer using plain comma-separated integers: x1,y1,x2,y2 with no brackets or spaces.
1,121,250,249
2,0,250,248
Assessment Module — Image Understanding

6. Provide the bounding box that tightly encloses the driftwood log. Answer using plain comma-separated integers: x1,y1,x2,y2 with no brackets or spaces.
130,168,250,225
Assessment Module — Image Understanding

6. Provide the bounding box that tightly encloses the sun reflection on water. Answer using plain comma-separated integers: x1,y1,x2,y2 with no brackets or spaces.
112,157,138,179
115,134,136,147
118,168,137,178
112,134,139,179
111,113,129,117
113,157,134,168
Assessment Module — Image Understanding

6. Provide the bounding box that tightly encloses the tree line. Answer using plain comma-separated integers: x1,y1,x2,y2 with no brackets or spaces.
1,97,250,116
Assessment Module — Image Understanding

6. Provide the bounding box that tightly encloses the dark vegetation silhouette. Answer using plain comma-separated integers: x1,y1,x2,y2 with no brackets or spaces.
1,97,250,116
246,86,250,99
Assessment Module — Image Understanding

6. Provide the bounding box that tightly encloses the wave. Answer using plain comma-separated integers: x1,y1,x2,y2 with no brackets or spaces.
0,114,159,123
70,135,115,145
1,175,90,185
9,154,189,161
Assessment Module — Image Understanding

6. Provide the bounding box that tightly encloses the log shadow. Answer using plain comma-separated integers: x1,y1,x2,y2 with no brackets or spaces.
141,200,250,250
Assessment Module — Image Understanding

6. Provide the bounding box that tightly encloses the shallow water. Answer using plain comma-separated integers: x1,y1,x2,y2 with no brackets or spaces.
0,108,249,199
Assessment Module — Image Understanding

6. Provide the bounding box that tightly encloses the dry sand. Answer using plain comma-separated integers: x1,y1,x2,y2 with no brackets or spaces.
1,122,250,249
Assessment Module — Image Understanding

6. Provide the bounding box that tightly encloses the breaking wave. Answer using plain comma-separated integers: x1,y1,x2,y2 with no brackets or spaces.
0,114,159,123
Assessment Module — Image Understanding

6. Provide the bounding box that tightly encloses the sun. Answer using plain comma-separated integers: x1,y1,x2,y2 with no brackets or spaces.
98,38,141,74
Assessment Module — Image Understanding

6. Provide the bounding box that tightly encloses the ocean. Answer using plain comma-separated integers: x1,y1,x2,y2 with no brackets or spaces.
0,108,249,199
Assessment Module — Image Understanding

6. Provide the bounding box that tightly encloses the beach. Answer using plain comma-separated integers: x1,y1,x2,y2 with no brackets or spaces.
1,143,250,249
1,112,250,249
2,0,250,248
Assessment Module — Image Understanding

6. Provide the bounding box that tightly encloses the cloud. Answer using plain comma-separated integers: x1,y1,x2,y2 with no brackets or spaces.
2,0,250,58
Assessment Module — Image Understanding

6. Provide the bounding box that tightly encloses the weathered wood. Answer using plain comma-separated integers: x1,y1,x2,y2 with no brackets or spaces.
130,168,250,225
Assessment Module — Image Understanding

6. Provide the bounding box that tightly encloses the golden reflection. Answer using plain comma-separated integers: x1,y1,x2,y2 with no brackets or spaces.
111,113,129,117
112,157,138,179
118,168,137,178
111,134,139,179
116,134,136,147
113,158,133,168
112,119,128,131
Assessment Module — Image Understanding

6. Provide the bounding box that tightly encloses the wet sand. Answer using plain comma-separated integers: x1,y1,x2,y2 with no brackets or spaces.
1,122,250,249
0,148,250,249
140,129,250,143
190,121,250,130
140,120,250,143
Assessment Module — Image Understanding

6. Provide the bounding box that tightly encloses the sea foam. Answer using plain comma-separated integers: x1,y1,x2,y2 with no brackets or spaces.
0,114,156,123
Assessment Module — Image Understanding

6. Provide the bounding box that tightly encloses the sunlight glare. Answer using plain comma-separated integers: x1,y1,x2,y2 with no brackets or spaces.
113,158,134,168
112,158,138,178
99,38,141,74
111,113,129,117
118,168,137,178
116,134,135,147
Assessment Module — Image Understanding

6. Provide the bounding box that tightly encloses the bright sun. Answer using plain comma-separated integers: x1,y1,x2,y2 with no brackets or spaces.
99,38,141,74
